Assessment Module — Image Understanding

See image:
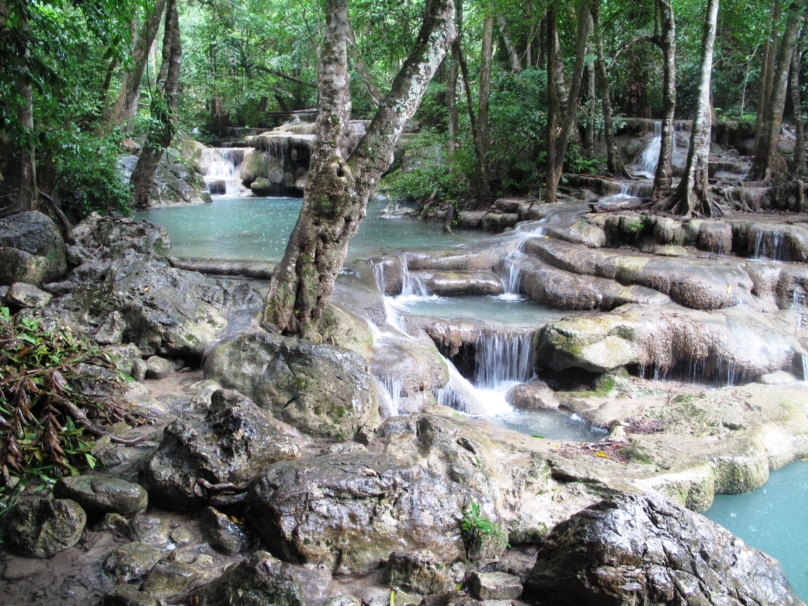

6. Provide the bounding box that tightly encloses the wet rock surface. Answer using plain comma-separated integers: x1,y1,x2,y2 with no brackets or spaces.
5,282,53,308
378,550,455,595
140,388,300,510
5,498,87,557
524,492,803,606
246,452,495,573
53,475,148,517
0,211,67,285
191,550,307,606
205,331,375,440
103,542,163,582
200,506,247,554
469,570,523,600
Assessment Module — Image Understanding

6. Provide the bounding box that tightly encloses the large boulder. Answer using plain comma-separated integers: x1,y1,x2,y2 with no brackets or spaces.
0,211,67,285
4,498,86,557
53,475,148,517
371,338,449,414
71,214,170,260
191,551,307,606
378,550,455,595
246,453,497,573
39,250,261,357
204,331,376,440
140,389,300,511
524,492,802,606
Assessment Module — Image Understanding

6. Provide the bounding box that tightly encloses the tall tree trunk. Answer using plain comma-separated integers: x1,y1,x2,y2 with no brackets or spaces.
538,16,547,68
544,5,558,203
447,0,462,149
498,15,520,73
584,15,596,157
553,26,570,124
655,0,720,216
130,0,181,209
262,0,456,338
651,0,676,202
347,17,381,106
102,0,168,134
749,3,801,181
790,25,806,177
755,0,782,155
592,0,628,177
545,1,590,203
478,9,494,160
17,7,36,210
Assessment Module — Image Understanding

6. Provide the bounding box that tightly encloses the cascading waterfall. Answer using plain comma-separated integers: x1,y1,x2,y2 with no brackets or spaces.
753,230,786,261
634,121,662,178
203,148,244,196
499,251,525,299
793,289,806,331
474,330,533,388
398,255,431,299
802,353,808,382
378,375,403,417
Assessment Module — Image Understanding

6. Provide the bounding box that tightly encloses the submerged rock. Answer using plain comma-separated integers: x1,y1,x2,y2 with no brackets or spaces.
140,389,299,511
204,331,375,440
246,453,495,573
523,492,802,606
191,551,306,606
53,475,148,517
5,498,86,557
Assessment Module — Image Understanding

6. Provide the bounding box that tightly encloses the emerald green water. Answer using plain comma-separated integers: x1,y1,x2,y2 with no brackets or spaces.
138,197,482,262
704,460,808,600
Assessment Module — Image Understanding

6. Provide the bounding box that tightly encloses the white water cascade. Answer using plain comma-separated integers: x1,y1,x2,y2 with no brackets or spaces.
635,121,663,178
475,330,533,388
202,148,247,196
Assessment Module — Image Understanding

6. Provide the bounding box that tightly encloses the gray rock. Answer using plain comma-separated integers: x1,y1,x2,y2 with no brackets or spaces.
6,282,52,308
378,550,455,595
505,380,558,410
0,285,8,300
524,492,803,606
96,310,127,344
0,211,67,285
146,355,173,379
71,213,170,260
372,338,448,413
102,585,158,606
103,343,141,377
103,542,162,582
201,506,247,554
418,592,481,606
468,571,523,600
324,597,363,606
131,514,170,546
132,358,148,382
53,475,148,517
170,528,193,545
140,389,299,511
698,221,733,254
246,453,496,573
191,550,306,606
205,331,375,440
5,498,86,557
96,512,130,534
142,559,204,600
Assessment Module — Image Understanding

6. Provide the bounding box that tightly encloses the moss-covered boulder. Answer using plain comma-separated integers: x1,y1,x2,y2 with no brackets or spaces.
0,211,67,285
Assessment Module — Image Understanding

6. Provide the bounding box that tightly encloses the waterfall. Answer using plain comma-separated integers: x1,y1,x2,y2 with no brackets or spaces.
498,251,525,300
793,289,806,331
474,330,533,388
378,375,403,417
399,256,431,298
634,121,662,179
433,360,486,414
753,230,786,261
802,353,808,382
202,148,244,196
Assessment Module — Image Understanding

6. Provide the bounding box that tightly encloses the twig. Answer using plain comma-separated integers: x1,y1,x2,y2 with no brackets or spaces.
51,399,148,446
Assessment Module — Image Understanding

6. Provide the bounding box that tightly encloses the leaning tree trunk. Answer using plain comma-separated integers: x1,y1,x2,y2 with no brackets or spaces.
262,0,456,339
102,0,168,134
790,25,806,177
749,3,801,181
545,1,590,203
498,15,521,73
347,17,381,106
755,0,782,155
477,9,494,173
651,0,676,202
592,0,628,177
455,35,490,206
654,0,720,216
130,0,181,209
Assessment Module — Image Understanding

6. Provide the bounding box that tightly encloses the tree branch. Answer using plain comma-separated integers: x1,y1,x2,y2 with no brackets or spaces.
253,65,317,89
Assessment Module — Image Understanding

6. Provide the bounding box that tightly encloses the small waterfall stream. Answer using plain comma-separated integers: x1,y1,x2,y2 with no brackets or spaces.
202,148,247,196
474,330,533,388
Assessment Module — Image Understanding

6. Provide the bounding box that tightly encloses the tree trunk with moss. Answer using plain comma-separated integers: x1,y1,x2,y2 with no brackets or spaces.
651,0,676,201
262,0,456,339
130,0,182,209
653,0,719,216
749,3,801,181
791,25,807,177
755,0,782,155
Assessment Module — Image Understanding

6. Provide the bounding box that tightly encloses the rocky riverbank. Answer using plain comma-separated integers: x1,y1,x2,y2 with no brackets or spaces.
0,209,806,605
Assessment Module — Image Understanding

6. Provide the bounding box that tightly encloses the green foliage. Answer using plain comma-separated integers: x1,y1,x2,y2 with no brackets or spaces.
0,309,141,499
461,500,505,548
53,129,133,219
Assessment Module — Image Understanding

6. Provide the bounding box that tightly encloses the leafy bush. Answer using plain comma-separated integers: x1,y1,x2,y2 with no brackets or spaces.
461,500,506,549
53,128,133,220
0,308,141,500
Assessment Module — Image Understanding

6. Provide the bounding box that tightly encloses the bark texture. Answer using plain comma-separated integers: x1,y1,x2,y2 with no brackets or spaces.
651,0,676,201
592,0,628,177
755,0,782,154
16,7,36,210
749,3,801,181
130,0,182,209
262,0,456,338
102,0,168,133
347,17,381,106
498,15,521,73
654,0,720,216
